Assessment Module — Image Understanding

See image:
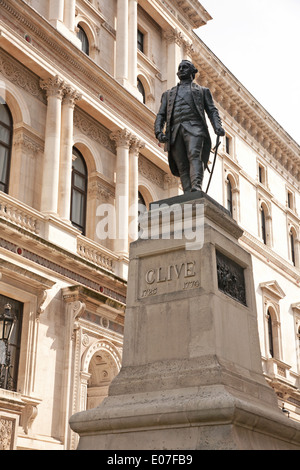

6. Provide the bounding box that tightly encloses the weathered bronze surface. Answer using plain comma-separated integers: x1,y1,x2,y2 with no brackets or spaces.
216,250,246,305
154,60,225,193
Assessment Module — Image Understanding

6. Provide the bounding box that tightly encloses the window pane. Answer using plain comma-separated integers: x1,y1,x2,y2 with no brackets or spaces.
74,173,86,190
0,104,11,126
77,26,89,55
0,126,10,145
72,153,86,174
0,146,9,184
71,190,85,227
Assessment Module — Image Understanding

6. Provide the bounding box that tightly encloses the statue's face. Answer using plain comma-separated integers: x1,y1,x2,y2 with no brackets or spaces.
177,62,193,80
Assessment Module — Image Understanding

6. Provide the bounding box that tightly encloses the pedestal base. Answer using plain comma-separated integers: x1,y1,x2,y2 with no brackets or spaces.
70,192,300,450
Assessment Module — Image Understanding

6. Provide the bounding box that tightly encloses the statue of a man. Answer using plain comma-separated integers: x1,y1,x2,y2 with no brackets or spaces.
154,60,225,193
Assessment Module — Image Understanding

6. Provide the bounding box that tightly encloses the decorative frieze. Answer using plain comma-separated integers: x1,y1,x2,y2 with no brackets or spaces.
74,109,115,153
138,155,165,188
0,49,46,102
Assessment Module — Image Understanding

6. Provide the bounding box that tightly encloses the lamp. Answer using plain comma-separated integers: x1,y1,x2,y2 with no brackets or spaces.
0,304,16,390
0,304,15,342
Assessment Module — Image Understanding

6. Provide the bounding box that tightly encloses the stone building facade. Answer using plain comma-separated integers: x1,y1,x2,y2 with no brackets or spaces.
0,0,299,450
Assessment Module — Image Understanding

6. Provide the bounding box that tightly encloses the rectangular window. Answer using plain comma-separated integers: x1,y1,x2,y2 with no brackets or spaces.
287,190,295,210
137,30,144,53
258,164,266,185
225,136,231,155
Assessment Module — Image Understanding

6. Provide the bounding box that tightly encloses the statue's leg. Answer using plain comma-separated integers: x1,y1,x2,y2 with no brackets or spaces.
185,133,205,191
170,129,191,193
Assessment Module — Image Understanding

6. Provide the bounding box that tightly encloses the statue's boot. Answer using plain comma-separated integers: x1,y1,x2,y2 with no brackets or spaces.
190,159,204,191
180,172,192,193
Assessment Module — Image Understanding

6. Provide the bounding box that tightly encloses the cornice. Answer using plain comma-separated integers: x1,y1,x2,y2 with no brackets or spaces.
158,0,212,29
191,35,300,183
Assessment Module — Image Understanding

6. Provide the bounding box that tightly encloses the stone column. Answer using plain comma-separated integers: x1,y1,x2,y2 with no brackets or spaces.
40,76,65,215
128,0,138,90
110,129,132,256
48,0,64,26
129,137,144,242
164,30,184,88
116,0,129,86
58,86,82,221
64,0,76,31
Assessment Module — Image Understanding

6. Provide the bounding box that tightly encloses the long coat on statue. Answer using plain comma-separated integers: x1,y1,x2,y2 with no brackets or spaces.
154,82,222,177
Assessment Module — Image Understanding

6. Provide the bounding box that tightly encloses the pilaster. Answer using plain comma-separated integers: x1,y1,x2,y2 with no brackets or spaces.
40,76,65,215
58,86,82,221
129,137,145,242
110,129,132,257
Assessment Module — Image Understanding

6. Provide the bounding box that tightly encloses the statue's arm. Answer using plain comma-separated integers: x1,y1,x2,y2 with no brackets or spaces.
154,92,168,142
203,88,225,136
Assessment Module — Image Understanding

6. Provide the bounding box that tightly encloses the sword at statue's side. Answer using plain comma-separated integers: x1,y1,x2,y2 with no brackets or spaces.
205,135,221,194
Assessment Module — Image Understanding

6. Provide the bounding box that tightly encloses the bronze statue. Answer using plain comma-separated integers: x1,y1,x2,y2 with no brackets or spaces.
154,60,225,193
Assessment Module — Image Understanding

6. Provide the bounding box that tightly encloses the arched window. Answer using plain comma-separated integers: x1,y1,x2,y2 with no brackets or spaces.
0,102,13,194
77,24,89,55
267,309,274,358
226,176,232,215
137,78,146,104
71,147,88,235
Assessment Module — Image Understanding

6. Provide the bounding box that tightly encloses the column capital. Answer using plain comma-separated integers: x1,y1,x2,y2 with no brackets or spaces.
40,75,65,99
163,28,185,46
63,86,82,108
110,129,132,148
130,136,145,155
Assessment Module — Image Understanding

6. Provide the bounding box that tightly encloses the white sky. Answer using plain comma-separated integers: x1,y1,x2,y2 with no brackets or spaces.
196,0,300,145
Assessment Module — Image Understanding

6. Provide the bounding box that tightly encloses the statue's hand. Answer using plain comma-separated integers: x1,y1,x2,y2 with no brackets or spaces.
215,127,225,137
157,132,168,143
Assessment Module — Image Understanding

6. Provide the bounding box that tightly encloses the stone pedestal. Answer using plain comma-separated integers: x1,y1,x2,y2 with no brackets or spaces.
70,192,300,450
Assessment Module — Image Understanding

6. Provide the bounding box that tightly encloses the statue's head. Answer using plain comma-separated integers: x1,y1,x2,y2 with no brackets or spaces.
177,60,198,80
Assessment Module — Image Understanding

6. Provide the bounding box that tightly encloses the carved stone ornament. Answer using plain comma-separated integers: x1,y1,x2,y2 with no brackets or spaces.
216,250,246,305
0,417,14,450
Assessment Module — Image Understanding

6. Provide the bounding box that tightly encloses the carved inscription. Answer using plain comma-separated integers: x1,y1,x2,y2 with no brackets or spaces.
139,258,199,298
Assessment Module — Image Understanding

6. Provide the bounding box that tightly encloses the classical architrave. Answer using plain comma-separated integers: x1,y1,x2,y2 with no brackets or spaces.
0,258,54,436
62,285,123,449
292,303,300,375
259,280,285,370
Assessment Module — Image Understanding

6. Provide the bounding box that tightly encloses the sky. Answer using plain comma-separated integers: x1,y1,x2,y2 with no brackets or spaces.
196,0,300,145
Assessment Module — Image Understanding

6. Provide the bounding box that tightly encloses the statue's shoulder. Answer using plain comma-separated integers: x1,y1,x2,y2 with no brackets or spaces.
166,85,178,96
192,83,206,92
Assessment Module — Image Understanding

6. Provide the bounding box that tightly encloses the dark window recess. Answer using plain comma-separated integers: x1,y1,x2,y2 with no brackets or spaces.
290,231,296,266
261,207,267,244
0,103,13,194
267,310,274,357
77,25,89,55
226,177,232,215
137,78,146,103
137,30,144,52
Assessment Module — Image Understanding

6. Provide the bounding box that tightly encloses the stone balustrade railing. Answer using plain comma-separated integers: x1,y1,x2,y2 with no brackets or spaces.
0,192,120,275
0,192,42,235
77,236,119,274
